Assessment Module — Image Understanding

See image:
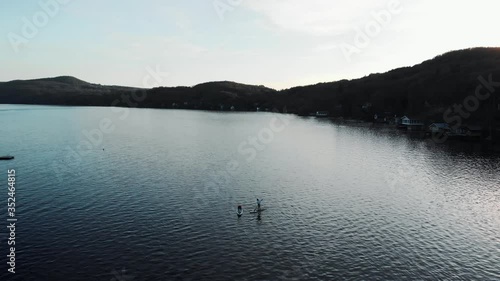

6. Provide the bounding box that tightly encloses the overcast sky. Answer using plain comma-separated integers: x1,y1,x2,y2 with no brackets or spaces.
1,0,499,89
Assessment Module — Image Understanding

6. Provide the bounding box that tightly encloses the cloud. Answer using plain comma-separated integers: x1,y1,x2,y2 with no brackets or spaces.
243,0,390,36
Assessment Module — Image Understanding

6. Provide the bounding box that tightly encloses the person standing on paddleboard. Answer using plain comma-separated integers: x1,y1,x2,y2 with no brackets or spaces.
256,198,263,211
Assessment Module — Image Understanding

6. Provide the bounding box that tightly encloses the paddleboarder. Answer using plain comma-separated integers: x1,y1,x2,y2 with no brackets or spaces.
256,198,263,211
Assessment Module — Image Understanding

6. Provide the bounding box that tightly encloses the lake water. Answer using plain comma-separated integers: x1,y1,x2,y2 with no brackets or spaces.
0,104,499,280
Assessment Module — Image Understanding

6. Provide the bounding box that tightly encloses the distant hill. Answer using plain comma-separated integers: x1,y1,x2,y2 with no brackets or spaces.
0,75,139,106
0,76,279,109
22,76,90,86
279,47,500,120
1,47,499,123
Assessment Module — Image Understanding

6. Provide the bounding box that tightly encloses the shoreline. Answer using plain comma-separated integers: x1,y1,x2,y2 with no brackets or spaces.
3,103,499,153
324,118,500,153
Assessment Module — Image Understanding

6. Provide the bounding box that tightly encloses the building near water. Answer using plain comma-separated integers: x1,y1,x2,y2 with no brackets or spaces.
316,111,330,117
401,116,424,126
374,112,395,124
400,116,425,131
462,125,482,139
429,123,450,134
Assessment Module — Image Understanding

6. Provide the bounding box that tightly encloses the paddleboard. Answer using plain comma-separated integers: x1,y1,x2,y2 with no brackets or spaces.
250,208,266,214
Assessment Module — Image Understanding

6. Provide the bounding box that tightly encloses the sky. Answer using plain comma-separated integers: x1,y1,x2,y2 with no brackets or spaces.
1,0,499,90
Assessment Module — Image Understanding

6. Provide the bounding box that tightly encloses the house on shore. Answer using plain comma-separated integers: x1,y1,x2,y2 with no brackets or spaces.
374,112,396,124
428,123,484,140
463,125,482,139
429,123,450,134
428,123,464,138
400,116,425,131
316,111,330,117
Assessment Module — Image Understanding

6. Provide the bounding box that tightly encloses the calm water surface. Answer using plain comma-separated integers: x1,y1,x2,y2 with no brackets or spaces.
0,104,499,280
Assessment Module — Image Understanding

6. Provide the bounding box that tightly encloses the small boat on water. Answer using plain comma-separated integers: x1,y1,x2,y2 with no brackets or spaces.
0,156,14,160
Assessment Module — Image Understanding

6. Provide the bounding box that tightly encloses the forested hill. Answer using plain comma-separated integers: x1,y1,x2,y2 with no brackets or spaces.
1,48,499,122
280,47,500,120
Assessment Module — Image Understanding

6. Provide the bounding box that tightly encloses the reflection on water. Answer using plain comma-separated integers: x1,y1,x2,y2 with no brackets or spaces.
0,105,499,280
